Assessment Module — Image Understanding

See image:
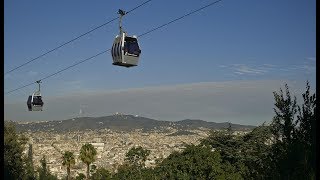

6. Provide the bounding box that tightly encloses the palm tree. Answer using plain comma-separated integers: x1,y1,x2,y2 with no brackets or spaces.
79,143,97,179
62,151,75,180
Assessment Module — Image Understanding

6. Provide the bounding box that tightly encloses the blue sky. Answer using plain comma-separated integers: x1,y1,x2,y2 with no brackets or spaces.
4,0,316,125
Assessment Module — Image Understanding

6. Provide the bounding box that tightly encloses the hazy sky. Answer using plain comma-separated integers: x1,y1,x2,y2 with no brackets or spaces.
4,0,316,125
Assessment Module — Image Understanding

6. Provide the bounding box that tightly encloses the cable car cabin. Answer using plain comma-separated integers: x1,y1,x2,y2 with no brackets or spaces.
27,92,43,111
111,32,141,67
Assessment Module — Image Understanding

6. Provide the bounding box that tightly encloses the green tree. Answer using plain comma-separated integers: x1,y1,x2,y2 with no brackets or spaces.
115,146,151,179
114,163,156,180
91,167,111,180
79,143,97,179
38,156,48,180
4,121,27,180
241,124,273,179
201,125,277,179
62,151,75,180
269,83,299,179
269,82,316,179
24,143,37,180
113,163,140,180
286,81,317,179
201,129,244,164
37,155,58,180
90,164,97,175
271,84,298,143
154,144,243,179
297,82,315,144
125,146,151,167
296,81,316,178
75,173,86,180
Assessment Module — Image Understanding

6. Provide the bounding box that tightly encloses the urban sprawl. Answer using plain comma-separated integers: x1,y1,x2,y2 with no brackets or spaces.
21,124,249,179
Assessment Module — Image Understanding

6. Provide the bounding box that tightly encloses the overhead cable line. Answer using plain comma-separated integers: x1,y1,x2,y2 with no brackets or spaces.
4,0,153,75
138,0,223,38
39,50,109,82
4,49,109,95
5,82,38,95
5,0,223,95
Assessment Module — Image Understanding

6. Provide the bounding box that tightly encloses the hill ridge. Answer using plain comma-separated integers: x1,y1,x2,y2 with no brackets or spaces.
12,115,256,132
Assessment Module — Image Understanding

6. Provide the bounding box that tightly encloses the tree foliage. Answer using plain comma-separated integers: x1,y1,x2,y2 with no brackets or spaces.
296,81,316,174
125,146,151,167
37,155,58,180
62,151,75,180
80,143,97,179
24,144,37,180
155,144,243,179
271,84,298,143
91,167,112,180
201,129,244,164
75,173,86,180
241,125,273,179
113,146,151,179
4,122,27,180
268,82,316,179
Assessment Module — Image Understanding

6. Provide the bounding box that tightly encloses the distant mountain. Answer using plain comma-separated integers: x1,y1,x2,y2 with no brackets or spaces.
13,115,256,133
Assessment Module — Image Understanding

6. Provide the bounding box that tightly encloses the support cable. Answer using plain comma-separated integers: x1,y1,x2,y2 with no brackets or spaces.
5,0,153,75
5,0,223,95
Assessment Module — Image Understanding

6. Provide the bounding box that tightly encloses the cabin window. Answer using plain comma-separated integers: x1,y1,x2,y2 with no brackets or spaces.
33,96,43,105
127,42,140,56
124,37,140,56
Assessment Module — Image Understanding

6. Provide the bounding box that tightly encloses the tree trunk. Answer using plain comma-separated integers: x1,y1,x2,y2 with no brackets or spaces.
86,163,90,180
67,166,70,180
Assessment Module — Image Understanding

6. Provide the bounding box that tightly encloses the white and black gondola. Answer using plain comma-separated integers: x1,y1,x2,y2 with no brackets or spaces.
27,80,44,111
111,9,141,67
